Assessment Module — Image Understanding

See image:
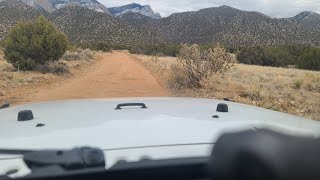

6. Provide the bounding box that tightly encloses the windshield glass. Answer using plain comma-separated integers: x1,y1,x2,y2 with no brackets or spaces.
0,0,320,178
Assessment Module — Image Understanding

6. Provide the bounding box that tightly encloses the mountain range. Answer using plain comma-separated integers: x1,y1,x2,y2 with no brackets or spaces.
1,0,320,47
108,3,161,19
0,0,161,18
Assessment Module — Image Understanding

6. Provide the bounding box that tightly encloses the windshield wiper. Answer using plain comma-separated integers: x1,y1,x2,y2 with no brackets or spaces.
0,147,105,178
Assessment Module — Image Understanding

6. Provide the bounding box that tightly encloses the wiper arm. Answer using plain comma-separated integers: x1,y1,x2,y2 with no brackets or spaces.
24,147,105,170
0,149,34,155
0,147,105,178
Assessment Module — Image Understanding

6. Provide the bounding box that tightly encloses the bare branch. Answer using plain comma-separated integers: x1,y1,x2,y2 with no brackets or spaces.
176,43,237,87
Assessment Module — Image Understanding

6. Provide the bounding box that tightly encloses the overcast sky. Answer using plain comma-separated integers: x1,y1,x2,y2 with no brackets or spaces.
99,0,320,18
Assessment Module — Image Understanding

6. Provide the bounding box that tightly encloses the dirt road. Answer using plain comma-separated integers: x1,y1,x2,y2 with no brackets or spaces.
24,51,170,103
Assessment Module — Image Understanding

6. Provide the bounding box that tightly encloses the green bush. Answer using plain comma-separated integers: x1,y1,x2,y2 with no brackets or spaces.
3,16,68,71
292,79,303,89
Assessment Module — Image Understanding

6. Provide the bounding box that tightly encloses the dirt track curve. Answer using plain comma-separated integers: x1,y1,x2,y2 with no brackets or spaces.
25,51,170,103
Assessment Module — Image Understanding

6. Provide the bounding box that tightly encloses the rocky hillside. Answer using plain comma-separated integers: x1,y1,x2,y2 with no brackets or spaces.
0,0,110,14
109,3,161,19
0,0,54,12
118,12,159,28
49,0,111,14
0,0,41,41
290,11,320,29
20,0,54,12
0,0,163,45
49,6,164,45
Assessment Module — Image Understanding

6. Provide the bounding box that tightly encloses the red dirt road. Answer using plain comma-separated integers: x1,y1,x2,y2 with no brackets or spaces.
25,51,170,103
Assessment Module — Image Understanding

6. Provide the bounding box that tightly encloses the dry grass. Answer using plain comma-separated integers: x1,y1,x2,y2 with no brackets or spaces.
62,49,95,61
133,54,320,121
132,54,176,88
0,51,98,104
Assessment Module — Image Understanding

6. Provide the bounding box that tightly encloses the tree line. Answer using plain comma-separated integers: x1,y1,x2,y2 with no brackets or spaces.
124,43,320,71
236,45,320,70
75,42,182,57
1,15,319,71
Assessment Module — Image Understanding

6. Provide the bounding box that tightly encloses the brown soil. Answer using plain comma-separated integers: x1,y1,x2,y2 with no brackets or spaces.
12,51,170,105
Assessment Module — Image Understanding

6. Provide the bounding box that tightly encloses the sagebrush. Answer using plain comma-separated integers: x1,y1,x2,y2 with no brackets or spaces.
62,49,94,61
171,44,237,88
36,62,70,75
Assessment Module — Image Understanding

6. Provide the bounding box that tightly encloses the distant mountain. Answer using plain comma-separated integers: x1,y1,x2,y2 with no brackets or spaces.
49,6,164,45
48,0,111,15
0,0,111,14
118,12,159,27
1,1,320,47
0,0,163,45
290,11,320,28
120,5,320,46
109,3,161,19
19,0,54,12
291,11,320,21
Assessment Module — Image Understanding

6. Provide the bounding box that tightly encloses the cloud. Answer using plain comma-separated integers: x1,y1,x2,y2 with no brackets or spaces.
99,0,320,17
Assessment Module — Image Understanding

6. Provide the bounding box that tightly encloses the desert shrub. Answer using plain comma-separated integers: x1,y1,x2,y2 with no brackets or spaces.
62,49,94,61
292,79,303,89
171,44,237,88
61,52,79,61
167,64,192,90
0,62,15,72
3,16,68,71
302,73,320,92
243,84,264,101
36,62,69,75
81,49,94,59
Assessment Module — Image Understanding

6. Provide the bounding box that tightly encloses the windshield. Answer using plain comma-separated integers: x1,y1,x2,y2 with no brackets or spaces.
0,0,320,178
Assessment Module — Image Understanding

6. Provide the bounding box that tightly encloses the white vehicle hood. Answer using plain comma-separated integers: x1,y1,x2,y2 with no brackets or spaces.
0,97,320,176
